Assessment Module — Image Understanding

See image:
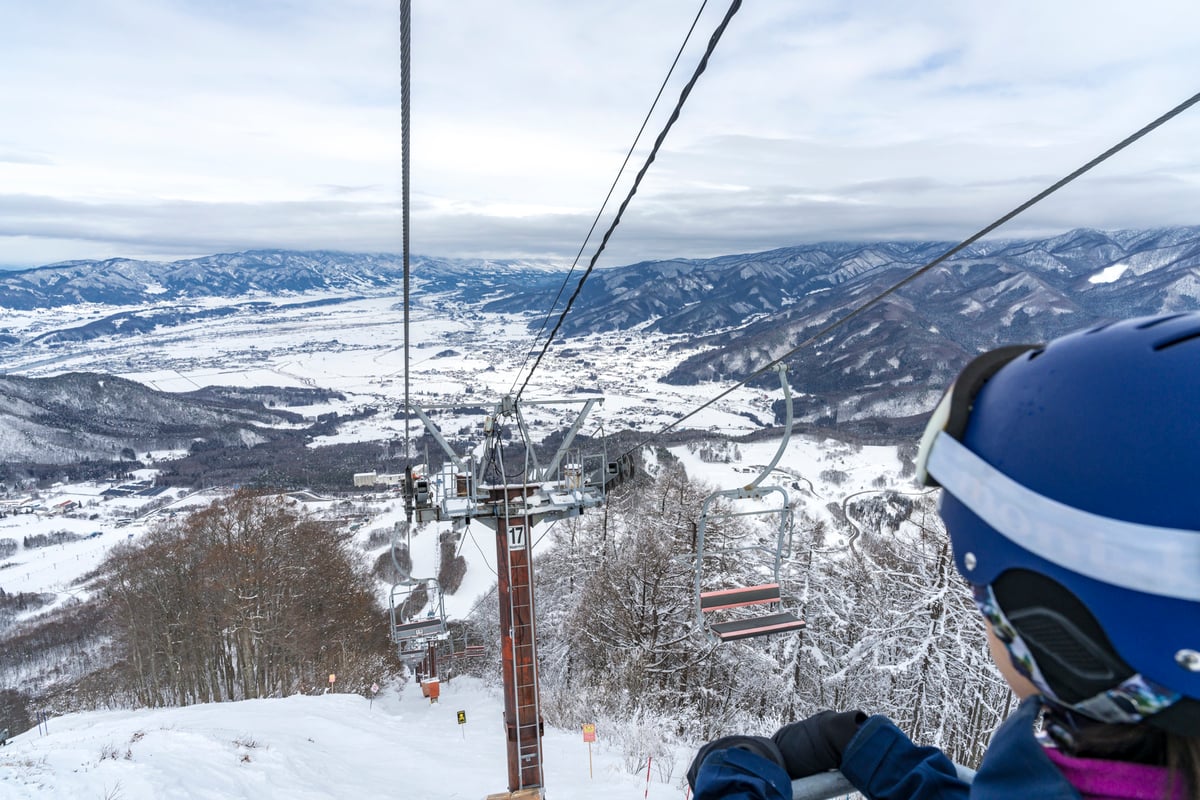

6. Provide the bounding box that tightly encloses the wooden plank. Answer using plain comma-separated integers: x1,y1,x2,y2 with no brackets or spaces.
710,612,806,641
700,583,781,612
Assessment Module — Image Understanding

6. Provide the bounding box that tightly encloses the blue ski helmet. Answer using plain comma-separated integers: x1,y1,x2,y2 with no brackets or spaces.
917,313,1200,732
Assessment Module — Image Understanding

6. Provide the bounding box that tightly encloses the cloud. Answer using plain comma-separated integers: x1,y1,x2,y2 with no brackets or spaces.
0,150,53,166
317,184,384,197
1,1,1199,268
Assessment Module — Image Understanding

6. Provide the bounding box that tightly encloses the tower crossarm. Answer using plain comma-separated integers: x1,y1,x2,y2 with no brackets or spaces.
410,404,470,475
518,397,602,481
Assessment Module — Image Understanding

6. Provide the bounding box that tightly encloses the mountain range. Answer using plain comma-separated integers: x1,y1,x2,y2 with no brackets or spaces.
1,226,1198,453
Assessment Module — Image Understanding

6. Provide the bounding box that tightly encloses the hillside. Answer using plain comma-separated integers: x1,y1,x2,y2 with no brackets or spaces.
2,230,1187,797
0,677,688,799
0,374,321,464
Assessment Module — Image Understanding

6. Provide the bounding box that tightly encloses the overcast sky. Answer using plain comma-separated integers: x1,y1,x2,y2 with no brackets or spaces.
2,0,1198,269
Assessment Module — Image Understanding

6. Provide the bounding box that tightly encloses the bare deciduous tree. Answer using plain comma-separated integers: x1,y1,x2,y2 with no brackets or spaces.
100,490,395,706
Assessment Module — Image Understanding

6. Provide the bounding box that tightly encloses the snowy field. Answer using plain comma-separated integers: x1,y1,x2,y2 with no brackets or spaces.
0,676,693,800
1,290,794,440
1,285,924,622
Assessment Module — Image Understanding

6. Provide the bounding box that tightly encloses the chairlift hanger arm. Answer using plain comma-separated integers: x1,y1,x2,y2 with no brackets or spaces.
541,397,601,480
513,403,542,476
746,364,790,491
409,404,469,473
486,396,603,483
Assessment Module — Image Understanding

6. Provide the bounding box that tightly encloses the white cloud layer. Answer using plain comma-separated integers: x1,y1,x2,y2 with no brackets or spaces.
1,0,1198,268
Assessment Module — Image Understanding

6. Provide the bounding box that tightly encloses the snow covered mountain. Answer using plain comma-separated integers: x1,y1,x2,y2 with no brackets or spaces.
523,227,1200,341
0,250,567,310
0,374,332,464
2,226,1197,439
502,227,1200,430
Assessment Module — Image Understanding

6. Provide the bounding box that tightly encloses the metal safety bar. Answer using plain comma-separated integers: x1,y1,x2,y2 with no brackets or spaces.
789,763,975,800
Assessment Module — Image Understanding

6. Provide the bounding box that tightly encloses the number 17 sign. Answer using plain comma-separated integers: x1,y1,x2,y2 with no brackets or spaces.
507,525,526,550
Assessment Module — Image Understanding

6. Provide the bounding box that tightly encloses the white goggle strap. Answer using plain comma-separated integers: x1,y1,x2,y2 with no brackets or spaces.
915,386,954,486
926,430,1200,603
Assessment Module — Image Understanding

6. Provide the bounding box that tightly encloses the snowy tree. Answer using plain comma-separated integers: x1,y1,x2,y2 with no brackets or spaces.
517,468,1014,767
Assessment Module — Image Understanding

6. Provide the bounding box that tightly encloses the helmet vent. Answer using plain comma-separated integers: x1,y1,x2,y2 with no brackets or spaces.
1136,313,1190,330
1154,329,1200,351
994,569,1134,703
1085,321,1115,334
1008,607,1126,685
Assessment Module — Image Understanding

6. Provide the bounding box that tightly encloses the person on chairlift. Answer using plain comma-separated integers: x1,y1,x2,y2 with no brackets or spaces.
688,314,1200,800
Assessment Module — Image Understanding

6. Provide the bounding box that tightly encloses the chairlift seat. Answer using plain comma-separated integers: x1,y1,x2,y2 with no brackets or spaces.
709,612,807,642
700,583,784,612
394,617,446,641
700,583,805,641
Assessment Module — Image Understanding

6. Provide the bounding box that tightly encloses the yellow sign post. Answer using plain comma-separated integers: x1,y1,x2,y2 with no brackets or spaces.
581,723,597,779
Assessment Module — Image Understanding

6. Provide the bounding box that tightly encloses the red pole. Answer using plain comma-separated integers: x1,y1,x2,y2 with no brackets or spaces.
645,755,653,799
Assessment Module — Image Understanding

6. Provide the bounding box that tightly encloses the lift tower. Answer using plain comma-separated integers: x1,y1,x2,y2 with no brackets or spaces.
404,394,607,798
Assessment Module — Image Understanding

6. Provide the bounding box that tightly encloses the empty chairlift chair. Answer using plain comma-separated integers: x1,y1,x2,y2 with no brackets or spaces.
700,581,806,641
389,578,450,655
694,487,807,642
692,364,806,642
448,625,486,660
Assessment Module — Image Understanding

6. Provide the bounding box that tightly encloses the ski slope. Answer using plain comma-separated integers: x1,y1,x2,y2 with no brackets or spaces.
0,677,691,799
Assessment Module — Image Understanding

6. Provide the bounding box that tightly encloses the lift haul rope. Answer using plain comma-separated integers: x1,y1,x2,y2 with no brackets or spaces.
509,0,714,397
617,88,1200,462
400,0,413,473
514,0,745,401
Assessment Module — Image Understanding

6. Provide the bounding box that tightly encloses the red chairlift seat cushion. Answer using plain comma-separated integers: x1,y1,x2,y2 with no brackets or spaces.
709,613,807,641
700,583,783,612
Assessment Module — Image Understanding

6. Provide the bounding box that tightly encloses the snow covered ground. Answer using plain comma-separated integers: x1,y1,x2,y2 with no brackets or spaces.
0,676,692,800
